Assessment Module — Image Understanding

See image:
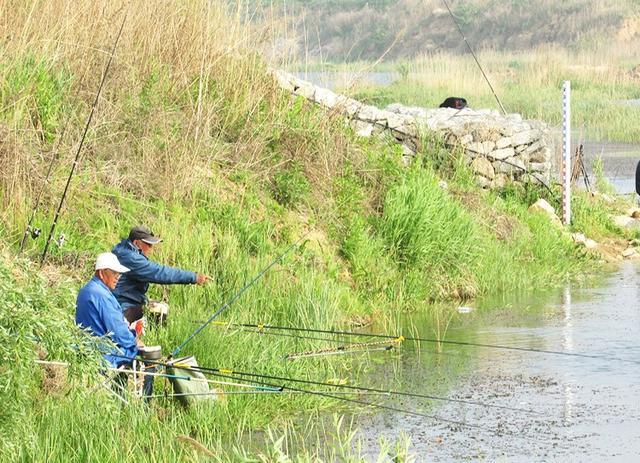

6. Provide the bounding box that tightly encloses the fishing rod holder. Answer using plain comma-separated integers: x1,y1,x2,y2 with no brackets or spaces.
27,226,41,240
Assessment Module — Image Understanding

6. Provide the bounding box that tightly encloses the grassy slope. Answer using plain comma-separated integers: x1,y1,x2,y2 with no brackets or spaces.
274,0,640,61
0,1,631,461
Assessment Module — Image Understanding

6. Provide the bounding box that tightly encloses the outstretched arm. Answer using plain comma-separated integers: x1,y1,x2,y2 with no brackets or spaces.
125,253,197,285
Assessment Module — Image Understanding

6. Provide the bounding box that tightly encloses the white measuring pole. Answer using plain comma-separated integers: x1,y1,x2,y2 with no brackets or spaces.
562,81,571,225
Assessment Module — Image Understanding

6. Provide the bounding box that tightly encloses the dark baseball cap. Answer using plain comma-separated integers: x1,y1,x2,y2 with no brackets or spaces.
128,226,162,245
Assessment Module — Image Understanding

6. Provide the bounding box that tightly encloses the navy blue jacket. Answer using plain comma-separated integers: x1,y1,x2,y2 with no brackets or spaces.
111,239,196,310
76,276,138,367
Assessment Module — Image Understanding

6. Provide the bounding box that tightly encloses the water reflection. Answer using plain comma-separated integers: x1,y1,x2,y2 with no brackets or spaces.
562,284,574,424
355,263,640,461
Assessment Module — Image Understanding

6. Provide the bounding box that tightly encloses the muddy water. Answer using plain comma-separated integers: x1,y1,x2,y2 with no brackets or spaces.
355,263,640,462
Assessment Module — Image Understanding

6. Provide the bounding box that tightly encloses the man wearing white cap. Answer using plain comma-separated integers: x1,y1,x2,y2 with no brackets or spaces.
76,252,139,368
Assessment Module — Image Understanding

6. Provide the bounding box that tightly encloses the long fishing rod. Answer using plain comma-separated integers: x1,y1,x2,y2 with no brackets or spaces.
125,356,551,444
18,69,89,255
440,0,507,115
40,11,128,266
220,322,640,364
171,231,311,357
114,356,497,433
128,356,541,415
206,324,456,360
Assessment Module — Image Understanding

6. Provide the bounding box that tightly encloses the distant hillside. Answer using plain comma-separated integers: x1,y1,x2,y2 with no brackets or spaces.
263,0,640,61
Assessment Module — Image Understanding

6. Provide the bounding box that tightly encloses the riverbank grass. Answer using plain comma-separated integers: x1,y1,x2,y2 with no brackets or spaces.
338,48,640,143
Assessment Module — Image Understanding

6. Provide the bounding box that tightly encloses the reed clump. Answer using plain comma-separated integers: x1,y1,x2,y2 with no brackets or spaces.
0,0,361,226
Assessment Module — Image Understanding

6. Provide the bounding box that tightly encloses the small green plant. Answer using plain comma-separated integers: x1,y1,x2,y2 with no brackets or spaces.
396,62,410,81
592,155,616,195
271,165,310,207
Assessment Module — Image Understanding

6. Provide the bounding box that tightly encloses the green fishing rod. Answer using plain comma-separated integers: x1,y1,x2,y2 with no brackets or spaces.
210,321,640,364
171,231,311,357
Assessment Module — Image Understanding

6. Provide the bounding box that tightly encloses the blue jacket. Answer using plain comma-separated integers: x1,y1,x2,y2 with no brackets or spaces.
76,276,138,367
111,239,196,310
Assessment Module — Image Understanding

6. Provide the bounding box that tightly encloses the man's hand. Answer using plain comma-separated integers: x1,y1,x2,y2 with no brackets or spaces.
196,273,209,285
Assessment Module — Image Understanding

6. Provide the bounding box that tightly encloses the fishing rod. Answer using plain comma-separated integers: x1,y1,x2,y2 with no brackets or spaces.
171,231,311,357
120,356,497,432
206,324,459,360
287,343,395,360
35,359,281,392
216,322,640,365
127,356,542,415
40,11,128,265
18,68,89,255
142,358,553,444
146,390,396,399
440,0,507,115
217,323,401,359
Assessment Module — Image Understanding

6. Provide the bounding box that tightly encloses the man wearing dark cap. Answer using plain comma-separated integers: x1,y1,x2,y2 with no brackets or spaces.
112,226,208,323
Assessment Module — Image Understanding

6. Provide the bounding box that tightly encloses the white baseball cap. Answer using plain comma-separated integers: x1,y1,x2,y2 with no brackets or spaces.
95,252,130,273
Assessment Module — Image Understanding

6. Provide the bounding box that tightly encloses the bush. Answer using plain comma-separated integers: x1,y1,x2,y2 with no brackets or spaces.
0,251,102,456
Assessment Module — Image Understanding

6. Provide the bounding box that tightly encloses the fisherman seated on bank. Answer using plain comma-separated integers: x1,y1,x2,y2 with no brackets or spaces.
75,252,140,368
112,226,209,324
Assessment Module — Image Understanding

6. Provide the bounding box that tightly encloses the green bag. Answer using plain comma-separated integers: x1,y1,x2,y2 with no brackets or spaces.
167,356,217,407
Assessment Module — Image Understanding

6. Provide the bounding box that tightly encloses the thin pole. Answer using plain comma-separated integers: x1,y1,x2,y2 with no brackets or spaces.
40,12,127,265
176,364,552,444
562,81,571,225
171,231,310,357
127,356,541,415
441,0,507,115
18,70,88,255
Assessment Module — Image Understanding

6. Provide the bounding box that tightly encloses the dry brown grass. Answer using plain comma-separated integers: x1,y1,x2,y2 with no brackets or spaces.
0,0,365,236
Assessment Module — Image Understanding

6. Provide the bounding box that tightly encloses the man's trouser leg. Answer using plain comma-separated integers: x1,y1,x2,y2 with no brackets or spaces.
142,363,156,400
123,305,144,324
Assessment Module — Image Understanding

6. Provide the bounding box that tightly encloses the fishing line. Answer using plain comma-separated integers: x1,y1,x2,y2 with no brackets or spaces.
171,231,311,357
440,0,507,115
126,356,541,415
40,10,128,265
227,322,640,365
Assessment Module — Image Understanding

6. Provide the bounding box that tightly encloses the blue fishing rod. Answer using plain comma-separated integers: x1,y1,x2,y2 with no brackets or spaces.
171,231,310,357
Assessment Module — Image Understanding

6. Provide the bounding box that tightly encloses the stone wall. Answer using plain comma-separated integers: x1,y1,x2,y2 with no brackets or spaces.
273,70,554,188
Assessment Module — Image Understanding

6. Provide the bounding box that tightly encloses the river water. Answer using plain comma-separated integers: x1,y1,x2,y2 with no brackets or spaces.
353,263,640,461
